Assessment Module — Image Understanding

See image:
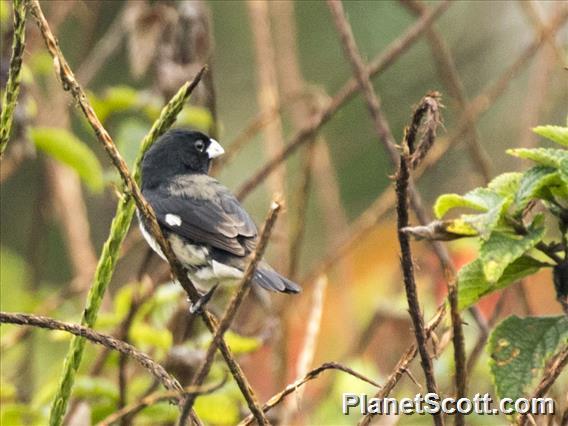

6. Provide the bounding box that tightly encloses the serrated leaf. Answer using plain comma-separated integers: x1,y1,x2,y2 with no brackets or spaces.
488,315,568,401
488,172,522,197
559,158,568,188
479,216,545,283
29,127,104,192
507,147,568,168
462,198,509,240
514,166,560,214
458,256,544,311
533,125,568,147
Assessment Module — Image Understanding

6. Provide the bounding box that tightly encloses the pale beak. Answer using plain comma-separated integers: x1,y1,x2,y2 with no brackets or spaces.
206,138,225,159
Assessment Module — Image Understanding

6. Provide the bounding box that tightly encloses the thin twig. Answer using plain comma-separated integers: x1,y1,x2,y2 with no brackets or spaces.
178,201,282,424
284,275,327,416
98,378,227,426
0,312,183,394
238,362,381,426
358,304,447,426
0,0,27,156
236,0,451,200
27,2,269,424
518,345,568,426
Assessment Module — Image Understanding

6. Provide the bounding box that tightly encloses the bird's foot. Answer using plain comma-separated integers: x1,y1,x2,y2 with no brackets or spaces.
189,284,219,314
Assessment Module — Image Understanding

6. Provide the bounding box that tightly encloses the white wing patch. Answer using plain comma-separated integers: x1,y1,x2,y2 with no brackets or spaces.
165,213,182,226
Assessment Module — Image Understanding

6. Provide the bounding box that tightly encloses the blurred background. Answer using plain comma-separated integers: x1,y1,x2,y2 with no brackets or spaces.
1,0,567,424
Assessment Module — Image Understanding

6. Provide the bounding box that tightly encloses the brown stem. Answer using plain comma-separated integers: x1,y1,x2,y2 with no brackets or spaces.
518,345,568,426
0,312,183,394
98,379,226,426
238,362,381,426
358,304,447,426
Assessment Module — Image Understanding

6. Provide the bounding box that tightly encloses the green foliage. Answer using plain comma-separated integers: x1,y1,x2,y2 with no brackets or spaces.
430,123,568,310
423,122,568,401
488,316,568,400
457,256,545,311
29,127,104,192
533,125,568,147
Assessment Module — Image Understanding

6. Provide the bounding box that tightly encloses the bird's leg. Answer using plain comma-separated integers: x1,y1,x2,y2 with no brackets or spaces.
189,283,219,314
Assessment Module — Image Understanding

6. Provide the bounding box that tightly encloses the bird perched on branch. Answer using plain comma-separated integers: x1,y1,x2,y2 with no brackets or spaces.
138,129,301,311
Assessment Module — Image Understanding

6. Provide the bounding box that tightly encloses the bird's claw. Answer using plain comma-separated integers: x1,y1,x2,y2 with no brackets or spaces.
189,284,219,314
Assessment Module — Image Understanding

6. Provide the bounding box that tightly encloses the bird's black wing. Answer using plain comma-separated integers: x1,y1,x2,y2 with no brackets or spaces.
144,177,258,257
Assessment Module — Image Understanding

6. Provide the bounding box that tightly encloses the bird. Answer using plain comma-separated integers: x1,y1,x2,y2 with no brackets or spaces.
138,129,301,311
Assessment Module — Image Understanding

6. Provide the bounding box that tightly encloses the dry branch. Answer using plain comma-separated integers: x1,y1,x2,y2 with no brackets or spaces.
394,99,443,426
238,362,381,426
358,304,447,426
98,378,226,426
0,312,183,394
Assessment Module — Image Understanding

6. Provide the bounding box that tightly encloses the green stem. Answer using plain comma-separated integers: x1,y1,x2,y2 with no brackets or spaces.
0,0,27,156
49,81,197,426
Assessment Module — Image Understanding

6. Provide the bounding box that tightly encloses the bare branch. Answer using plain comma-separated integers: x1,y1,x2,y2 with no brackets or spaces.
0,312,183,394
238,362,381,426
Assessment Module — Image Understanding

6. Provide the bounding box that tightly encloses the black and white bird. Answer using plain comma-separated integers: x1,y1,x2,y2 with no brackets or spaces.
138,129,300,310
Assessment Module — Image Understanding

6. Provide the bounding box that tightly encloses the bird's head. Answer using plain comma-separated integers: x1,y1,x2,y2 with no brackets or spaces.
141,129,224,189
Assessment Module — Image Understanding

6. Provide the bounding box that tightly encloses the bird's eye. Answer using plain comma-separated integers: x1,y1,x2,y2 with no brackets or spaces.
195,140,205,152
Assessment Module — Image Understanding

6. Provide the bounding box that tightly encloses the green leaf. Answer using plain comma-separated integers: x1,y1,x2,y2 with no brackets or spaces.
507,147,568,169
434,188,503,218
533,125,568,147
488,172,522,197
458,256,544,311
29,127,104,192
196,330,262,355
489,315,568,400
514,166,560,214
479,215,545,283
559,158,568,188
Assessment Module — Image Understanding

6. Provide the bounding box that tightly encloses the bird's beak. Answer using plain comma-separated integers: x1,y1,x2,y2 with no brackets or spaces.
206,139,225,159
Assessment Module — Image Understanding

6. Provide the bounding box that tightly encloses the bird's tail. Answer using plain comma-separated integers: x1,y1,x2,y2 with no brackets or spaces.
253,263,301,294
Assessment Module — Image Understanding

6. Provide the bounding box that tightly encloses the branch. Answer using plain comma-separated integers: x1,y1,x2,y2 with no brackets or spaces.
98,378,227,426
0,0,27,156
358,304,446,426
235,0,450,200
394,131,443,426
237,362,381,426
178,201,282,424
518,345,568,426
27,1,269,423
0,312,182,394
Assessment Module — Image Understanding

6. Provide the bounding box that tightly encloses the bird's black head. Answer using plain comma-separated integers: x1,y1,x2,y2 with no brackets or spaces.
141,129,224,189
